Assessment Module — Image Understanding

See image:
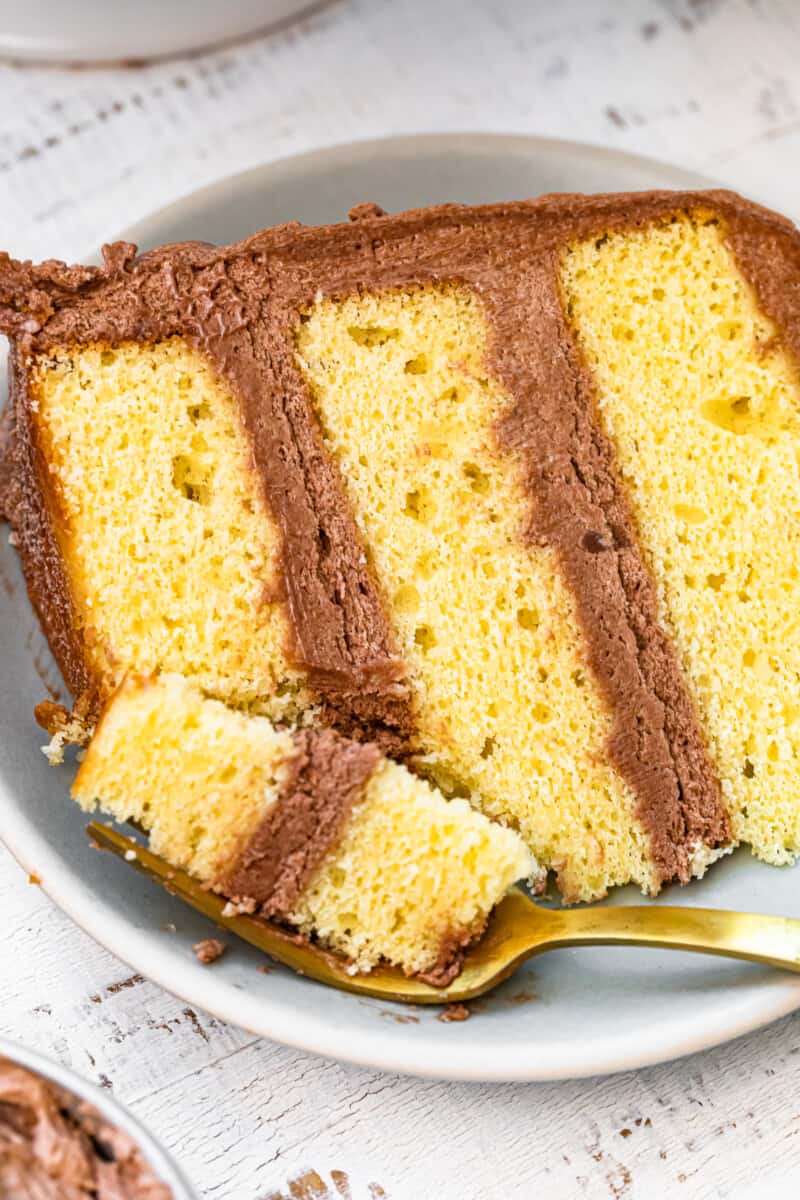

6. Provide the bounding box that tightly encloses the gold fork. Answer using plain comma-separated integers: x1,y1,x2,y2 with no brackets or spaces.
90,823,800,1005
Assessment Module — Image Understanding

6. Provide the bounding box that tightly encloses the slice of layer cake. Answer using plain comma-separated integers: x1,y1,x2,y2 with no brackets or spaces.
4,188,800,901
73,673,533,981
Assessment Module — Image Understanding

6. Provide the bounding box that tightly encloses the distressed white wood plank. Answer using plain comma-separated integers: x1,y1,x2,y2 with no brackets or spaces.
3,2,800,1197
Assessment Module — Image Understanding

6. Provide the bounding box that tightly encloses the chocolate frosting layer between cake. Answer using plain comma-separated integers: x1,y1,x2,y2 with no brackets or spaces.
0,239,414,749
3,188,791,881
219,727,381,916
494,254,730,885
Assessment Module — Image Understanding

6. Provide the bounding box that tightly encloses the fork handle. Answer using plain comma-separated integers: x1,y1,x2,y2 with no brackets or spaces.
544,905,800,972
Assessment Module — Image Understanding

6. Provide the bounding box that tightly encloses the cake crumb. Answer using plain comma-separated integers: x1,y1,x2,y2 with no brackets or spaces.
349,200,386,221
193,938,226,964
221,897,256,917
41,736,67,766
28,872,41,885
438,1002,470,1023
37,700,93,764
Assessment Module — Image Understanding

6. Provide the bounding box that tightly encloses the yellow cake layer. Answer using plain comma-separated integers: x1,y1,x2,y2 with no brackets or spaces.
296,285,650,901
289,756,531,974
73,674,532,976
31,339,299,714
562,215,800,865
73,673,293,880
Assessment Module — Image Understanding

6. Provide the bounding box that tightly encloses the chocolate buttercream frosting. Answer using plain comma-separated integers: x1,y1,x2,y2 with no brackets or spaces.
0,1056,174,1199
219,727,380,915
4,188,792,879
0,239,413,747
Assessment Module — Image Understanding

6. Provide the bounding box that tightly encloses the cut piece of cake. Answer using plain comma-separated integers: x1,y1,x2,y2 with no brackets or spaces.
5,188,800,901
72,673,534,981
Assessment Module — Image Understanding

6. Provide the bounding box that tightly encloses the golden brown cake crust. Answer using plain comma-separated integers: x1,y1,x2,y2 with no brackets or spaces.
4,188,796,881
1,343,95,711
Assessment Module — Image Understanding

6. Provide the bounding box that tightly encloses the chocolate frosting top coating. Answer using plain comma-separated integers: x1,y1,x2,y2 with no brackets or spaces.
3,187,793,881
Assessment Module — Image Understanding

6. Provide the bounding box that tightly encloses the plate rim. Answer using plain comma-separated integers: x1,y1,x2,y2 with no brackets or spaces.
112,129,724,253
0,1,324,66
3,130,800,1082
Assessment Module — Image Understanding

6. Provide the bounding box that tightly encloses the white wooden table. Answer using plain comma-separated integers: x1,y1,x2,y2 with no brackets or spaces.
3,2,800,1196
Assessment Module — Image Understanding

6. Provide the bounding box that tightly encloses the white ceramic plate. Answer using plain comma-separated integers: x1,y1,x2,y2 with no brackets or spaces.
0,1,320,63
2,134,800,1083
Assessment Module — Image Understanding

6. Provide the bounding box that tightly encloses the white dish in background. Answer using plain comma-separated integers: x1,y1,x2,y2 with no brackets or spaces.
2,134,800,1082
0,0,320,64
0,1037,195,1197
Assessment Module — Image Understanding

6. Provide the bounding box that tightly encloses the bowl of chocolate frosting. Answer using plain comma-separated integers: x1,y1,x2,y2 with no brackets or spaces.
0,1037,195,1199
